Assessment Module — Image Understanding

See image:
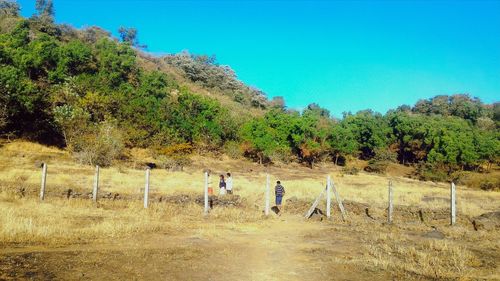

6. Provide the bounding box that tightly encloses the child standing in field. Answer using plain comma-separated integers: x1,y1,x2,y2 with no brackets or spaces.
275,181,285,209
219,174,226,195
226,173,233,194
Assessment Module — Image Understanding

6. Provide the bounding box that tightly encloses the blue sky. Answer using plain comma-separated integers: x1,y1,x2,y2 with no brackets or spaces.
18,0,500,117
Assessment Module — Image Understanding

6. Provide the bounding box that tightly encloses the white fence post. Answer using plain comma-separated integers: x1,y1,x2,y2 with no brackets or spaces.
144,168,150,209
40,163,47,201
265,174,270,216
204,172,209,214
92,165,100,203
388,180,393,224
326,175,331,218
450,182,456,225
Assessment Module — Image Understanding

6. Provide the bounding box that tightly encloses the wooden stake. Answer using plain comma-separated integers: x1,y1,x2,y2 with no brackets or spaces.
450,182,456,225
144,168,150,209
331,179,347,221
388,180,393,224
204,172,209,214
92,165,100,203
326,175,331,218
265,174,270,216
305,189,326,219
40,163,47,201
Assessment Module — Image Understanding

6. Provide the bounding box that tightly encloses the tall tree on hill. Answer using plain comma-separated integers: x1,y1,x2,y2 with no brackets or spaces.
118,27,147,49
35,0,54,20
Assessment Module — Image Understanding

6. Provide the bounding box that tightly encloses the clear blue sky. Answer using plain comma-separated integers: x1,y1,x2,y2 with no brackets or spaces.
18,0,500,117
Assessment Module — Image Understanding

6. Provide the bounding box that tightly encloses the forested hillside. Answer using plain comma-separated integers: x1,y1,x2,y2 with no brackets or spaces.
0,1,498,188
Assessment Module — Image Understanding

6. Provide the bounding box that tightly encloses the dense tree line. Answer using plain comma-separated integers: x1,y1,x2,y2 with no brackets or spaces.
0,1,498,182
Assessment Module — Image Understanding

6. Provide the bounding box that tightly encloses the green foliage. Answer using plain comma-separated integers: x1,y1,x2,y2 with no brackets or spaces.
341,110,390,159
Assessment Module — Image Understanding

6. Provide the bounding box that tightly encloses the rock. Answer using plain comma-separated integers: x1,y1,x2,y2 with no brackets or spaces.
271,206,280,215
473,211,500,231
423,227,445,239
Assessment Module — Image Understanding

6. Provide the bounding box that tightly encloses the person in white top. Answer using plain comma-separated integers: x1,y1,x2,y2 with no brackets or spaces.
226,173,233,194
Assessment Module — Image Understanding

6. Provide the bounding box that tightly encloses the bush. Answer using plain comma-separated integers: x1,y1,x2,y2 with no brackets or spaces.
364,160,389,174
223,141,241,159
72,122,124,166
156,155,192,171
342,166,359,175
413,162,449,182
372,148,397,163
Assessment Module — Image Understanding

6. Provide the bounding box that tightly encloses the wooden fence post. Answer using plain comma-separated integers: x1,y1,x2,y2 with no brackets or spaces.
326,175,331,218
388,180,393,224
144,168,150,209
265,174,270,216
92,165,100,203
40,162,47,201
450,182,456,225
204,172,209,214
305,189,326,219
331,179,347,221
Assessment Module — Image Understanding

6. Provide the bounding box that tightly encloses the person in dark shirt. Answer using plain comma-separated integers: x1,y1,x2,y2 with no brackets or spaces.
275,181,285,208
219,174,226,195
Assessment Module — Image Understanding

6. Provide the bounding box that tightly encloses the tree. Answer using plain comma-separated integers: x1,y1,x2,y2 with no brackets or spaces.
118,26,146,49
0,0,20,17
35,0,54,20
342,110,390,159
329,124,358,165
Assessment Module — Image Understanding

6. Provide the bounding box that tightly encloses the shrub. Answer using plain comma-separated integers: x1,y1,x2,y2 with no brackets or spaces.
156,155,191,171
342,166,359,175
413,162,449,182
223,141,241,159
72,121,124,166
364,160,389,174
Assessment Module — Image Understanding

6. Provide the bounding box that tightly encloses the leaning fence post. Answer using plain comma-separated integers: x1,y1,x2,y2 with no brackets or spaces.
388,180,393,224
92,165,100,203
326,175,331,218
204,172,209,214
40,162,47,201
265,174,270,216
144,168,150,209
450,182,456,225
331,179,347,221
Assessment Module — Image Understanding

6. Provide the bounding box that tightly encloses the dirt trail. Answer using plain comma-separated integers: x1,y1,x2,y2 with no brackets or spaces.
0,214,388,281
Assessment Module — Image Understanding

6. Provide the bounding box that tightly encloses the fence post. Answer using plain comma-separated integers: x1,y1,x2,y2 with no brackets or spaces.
265,174,270,216
326,175,331,218
144,168,150,209
204,172,209,214
92,165,100,203
40,162,47,201
388,180,393,224
331,179,347,221
450,182,456,225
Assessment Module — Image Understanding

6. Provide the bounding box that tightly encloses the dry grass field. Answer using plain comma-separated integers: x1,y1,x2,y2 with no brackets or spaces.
0,140,499,280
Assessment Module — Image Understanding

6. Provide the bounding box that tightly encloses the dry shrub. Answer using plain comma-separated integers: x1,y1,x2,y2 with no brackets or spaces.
223,140,242,159
72,122,124,167
159,143,193,156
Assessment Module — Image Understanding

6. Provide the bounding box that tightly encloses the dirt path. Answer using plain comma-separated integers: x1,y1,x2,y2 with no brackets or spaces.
0,215,387,281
